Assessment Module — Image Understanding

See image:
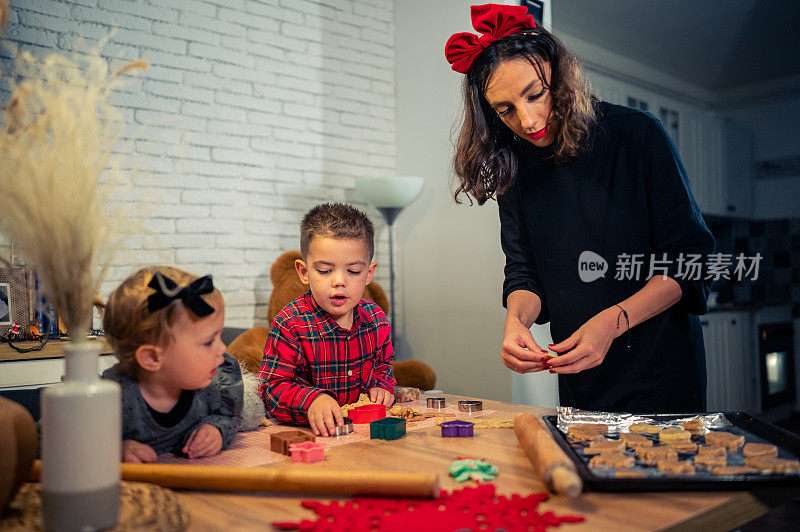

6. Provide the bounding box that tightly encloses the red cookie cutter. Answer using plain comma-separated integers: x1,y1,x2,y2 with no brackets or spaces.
348,404,386,424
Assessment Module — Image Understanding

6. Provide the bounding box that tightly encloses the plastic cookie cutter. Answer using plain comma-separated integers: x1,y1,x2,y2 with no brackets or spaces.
288,441,326,463
441,420,474,437
426,397,446,410
448,458,499,482
370,417,406,440
331,417,354,437
271,430,316,455
348,404,386,424
457,400,483,413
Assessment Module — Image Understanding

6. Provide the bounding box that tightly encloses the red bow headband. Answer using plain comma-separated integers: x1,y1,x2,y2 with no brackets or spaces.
445,4,536,74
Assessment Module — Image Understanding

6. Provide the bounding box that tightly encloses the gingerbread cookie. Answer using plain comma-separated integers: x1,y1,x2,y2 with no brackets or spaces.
712,465,757,476
742,443,778,458
629,423,660,434
590,452,635,469
583,440,625,455
637,446,678,466
659,427,691,443
657,459,695,475
698,444,727,458
704,431,744,451
666,441,697,454
566,428,605,443
744,457,800,474
613,470,647,479
569,423,608,434
619,432,653,449
694,453,726,468
680,418,704,436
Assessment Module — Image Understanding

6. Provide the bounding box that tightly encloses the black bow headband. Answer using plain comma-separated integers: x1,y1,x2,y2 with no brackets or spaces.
147,272,215,317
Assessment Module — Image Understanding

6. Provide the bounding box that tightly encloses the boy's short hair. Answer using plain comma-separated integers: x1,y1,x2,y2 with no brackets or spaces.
300,203,375,259
102,265,224,376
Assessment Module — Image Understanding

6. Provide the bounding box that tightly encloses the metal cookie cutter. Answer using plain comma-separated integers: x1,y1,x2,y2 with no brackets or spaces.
427,397,446,410
458,400,483,413
331,417,354,437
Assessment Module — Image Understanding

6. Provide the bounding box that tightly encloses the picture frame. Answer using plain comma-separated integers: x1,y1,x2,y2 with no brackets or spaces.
0,267,32,336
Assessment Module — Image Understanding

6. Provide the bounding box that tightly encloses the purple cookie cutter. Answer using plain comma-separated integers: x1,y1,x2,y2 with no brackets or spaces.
441,420,474,437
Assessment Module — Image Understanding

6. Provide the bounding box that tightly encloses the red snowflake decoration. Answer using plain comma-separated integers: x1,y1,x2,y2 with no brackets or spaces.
273,484,584,532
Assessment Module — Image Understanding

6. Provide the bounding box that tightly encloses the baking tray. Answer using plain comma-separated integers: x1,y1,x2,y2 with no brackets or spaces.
543,413,800,491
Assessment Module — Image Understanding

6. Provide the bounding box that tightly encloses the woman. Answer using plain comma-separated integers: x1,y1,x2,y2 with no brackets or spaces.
445,4,715,413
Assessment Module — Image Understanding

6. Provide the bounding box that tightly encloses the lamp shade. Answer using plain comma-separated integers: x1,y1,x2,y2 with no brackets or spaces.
355,176,424,208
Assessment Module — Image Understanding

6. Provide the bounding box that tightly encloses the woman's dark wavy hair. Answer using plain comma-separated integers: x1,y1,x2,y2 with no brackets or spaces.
453,28,595,205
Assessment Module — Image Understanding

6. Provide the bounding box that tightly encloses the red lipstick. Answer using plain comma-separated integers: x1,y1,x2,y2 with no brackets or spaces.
528,126,548,140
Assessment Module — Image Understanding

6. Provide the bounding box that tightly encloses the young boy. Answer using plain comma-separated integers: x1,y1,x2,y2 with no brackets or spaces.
257,203,396,436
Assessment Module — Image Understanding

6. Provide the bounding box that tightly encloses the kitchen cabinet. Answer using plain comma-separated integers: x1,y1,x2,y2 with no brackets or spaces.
722,119,754,218
701,311,755,412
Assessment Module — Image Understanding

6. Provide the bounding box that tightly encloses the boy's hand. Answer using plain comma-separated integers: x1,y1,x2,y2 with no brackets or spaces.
308,394,344,436
182,424,223,459
368,387,394,406
122,439,157,463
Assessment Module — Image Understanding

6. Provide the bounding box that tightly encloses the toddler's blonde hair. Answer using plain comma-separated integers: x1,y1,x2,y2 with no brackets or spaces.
103,265,224,376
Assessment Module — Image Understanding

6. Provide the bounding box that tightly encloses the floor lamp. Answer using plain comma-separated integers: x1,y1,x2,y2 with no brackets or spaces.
355,176,424,344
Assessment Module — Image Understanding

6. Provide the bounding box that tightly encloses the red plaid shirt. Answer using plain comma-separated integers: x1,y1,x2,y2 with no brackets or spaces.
257,292,396,425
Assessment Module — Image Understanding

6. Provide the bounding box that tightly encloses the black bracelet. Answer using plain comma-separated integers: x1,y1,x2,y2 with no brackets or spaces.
615,304,631,349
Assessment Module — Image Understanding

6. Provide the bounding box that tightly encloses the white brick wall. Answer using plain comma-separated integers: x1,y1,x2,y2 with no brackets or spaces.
0,0,396,328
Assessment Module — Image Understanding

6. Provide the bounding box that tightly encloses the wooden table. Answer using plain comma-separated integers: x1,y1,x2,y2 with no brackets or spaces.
176,394,779,531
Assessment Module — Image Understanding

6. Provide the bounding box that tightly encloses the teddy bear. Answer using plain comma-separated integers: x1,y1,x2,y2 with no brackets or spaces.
0,397,37,513
227,250,436,391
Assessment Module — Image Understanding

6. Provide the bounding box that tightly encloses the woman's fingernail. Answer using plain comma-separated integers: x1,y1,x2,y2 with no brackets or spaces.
548,369,555,374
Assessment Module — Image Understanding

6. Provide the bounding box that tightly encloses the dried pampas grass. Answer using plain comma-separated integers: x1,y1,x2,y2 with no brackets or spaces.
0,33,147,340
0,1,8,36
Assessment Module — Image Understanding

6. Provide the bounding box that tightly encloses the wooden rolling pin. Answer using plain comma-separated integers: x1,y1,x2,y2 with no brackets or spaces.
514,413,582,498
30,461,439,499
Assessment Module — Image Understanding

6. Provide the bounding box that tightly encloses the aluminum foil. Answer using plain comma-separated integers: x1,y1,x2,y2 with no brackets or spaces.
556,407,732,435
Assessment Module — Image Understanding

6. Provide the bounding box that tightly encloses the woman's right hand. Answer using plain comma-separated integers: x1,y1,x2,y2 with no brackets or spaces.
501,316,551,373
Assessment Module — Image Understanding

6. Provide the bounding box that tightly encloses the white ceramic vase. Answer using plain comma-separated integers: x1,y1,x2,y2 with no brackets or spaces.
41,342,121,531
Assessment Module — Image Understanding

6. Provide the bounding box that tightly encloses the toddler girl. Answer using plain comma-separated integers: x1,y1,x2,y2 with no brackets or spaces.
101,266,243,462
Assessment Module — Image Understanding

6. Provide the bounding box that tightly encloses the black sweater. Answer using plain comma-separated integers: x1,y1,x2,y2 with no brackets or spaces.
498,101,715,413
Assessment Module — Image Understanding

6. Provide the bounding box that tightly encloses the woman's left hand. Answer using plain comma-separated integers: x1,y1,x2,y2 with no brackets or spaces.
546,307,620,374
